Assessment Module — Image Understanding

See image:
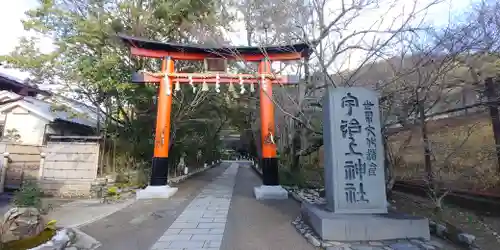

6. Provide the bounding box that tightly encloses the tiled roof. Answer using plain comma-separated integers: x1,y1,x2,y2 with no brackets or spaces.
0,91,100,128
0,71,51,95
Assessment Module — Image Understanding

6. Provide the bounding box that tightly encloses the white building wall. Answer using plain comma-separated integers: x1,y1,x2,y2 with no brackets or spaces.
3,106,49,145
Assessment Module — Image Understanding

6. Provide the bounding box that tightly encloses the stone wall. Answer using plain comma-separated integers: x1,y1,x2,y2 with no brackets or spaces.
40,141,100,197
0,143,42,189
0,141,100,197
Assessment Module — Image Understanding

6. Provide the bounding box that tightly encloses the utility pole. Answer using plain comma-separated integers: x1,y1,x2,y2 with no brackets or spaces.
263,23,269,45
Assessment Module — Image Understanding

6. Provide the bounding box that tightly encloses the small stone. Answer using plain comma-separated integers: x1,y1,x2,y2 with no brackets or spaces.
52,230,71,249
31,245,55,250
409,239,424,245
350,244,381,250
323,241,351,248
369,241,384,246
319,189,326,197
322,242,333,247
292,193,302,201
389,242,420,250
327,247,353,250
458,233,476,245
436,224,447,237
428,240,443,249
306,234,321,247
418,243,436,250
325,241,347,246
66,228,77,243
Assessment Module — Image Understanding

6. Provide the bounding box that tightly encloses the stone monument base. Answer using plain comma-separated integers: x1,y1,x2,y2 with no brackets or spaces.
254,185,288,200
301,202,430,241
136,185,178,200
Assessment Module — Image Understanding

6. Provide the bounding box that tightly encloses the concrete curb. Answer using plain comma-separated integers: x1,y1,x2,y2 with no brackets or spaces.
58,199,136,229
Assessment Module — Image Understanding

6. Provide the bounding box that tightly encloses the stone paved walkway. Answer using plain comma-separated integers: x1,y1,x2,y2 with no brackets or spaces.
149,163,238,250
81,161,458,250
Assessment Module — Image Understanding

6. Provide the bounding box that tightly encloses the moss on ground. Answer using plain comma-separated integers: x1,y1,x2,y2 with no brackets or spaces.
1,229,56,250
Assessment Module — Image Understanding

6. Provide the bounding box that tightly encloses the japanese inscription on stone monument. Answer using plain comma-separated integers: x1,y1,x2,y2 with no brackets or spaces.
323,87,387,214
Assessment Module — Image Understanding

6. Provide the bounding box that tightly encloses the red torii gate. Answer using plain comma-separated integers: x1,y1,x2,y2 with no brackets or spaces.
118,34,311,199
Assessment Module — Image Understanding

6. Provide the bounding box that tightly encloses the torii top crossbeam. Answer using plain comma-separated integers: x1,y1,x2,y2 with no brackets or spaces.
118,34,311,61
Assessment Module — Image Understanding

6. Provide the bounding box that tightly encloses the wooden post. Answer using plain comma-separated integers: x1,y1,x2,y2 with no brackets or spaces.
151,57,174,186
484,77,500,173
259,59,279,185
39,152,46,181
0,152,9,193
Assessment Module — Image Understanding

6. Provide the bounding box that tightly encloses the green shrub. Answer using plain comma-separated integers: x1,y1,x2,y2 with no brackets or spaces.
12,181,43,208
115,172,129,184
279,168,307,187
133,166,150,188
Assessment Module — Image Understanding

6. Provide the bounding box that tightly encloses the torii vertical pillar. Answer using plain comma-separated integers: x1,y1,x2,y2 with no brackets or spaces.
254,59,288,200
136,57,179,200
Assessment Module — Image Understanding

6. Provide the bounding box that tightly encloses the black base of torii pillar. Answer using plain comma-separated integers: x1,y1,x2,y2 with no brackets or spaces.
261,158,279,185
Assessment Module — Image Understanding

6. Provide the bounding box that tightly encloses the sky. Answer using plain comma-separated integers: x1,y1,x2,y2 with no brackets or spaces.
0,0,47,81
0,0,475,82
0,0,37,57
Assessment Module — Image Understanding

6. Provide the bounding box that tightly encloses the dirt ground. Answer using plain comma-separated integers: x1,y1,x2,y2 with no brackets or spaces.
39,197,74,213
0,195,73,219
391,191,500,250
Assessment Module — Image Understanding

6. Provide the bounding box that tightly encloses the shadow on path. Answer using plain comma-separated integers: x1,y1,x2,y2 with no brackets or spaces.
222,163,315,250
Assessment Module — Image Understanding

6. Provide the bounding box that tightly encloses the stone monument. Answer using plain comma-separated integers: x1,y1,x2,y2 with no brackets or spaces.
196,150,202,163
179,155,187,175
301,86,430,241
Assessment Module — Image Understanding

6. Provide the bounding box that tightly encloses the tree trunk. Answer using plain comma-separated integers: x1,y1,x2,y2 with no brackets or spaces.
383,134,395,199
291,55,310,174
418,100,433,187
